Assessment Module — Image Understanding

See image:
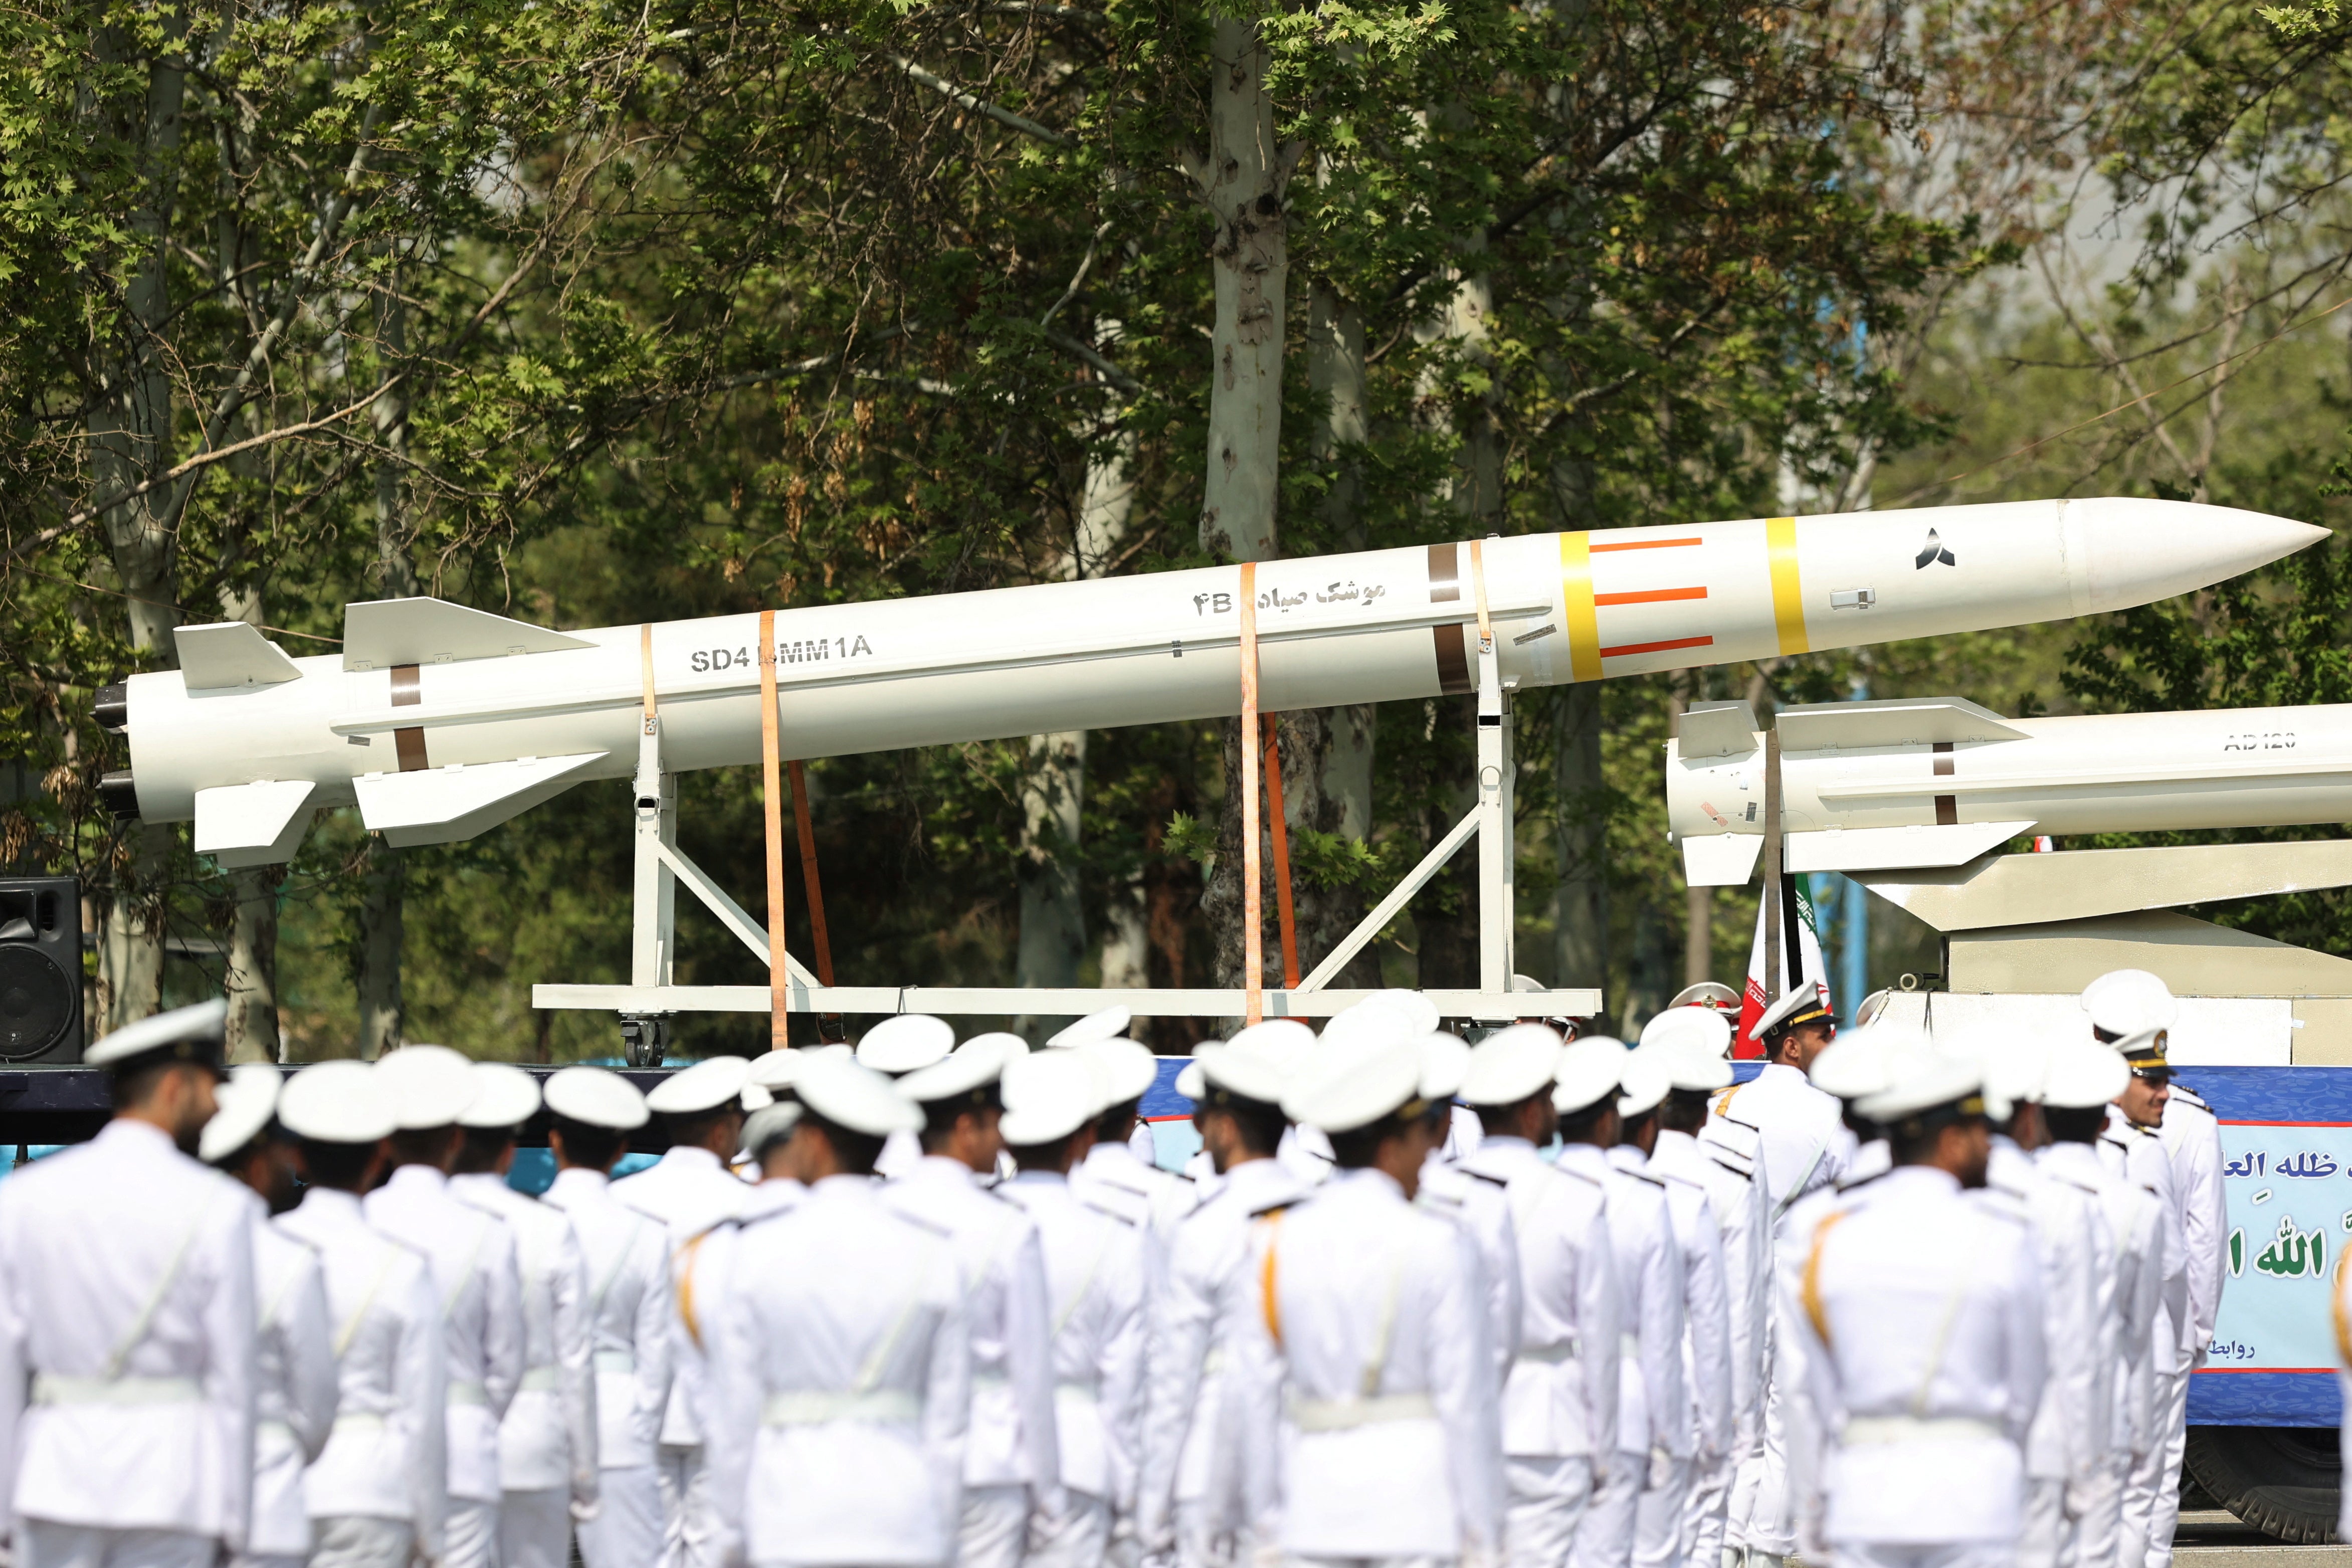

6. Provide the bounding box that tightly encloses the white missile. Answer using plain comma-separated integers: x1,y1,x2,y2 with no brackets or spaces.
1670,694,2352,886
99,497,2320,869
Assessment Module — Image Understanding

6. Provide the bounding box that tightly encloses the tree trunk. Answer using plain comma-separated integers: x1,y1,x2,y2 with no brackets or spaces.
226,866,283,1063
1196,17,1287,563
1552,682,1608,996
355,837,403,1058
355,283,417,1054
1684,884,1713,988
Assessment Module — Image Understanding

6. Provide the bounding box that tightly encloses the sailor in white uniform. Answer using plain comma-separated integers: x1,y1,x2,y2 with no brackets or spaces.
274,1061,447,1568
1638,1009,1763,1568
449,1065,597,1568
1617,1046,1732,1568
2035,1043,2161,1568
859,1014,957,1180
1068,1030,1200,1246
2097,1024,2188,1568
1554,1037,1684,1568
1140,1028,1315,1568
0,1001,258,1568
996,1049,1148,1568
706,1056,970,1568
202,1067,337,1568
1784,1051,2045,1568
540,1067,676,1568
1223,1032,1504,1568
887,1039,1065,1568
1454,1025,1620,1568
363,1047,525,1568
615,1054,754,1568
1416,1029,1522,1393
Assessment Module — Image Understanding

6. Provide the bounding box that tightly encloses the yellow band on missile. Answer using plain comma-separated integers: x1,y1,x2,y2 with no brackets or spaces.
1558,532,1603,682
1768,515,1809,655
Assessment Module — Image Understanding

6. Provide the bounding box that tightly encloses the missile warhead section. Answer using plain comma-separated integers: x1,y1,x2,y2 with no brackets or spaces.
106,497,2325,870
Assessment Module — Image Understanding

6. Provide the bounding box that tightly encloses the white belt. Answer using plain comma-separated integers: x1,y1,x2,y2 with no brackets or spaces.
519,1367,562,1392
1055,1380,1099,1404
1620,1332,1640,1358
1289,1394,1437,1432
333,1412,387,1434
1202,1347,1225,1377
447,1381,489,1407
31,1374,200,1406
971,1371,1008,1391
594,1351,637,1376
1842,1416,2004,1445
761,1390,921,1426
257,1417,296,1445
1517,1339,1580,1365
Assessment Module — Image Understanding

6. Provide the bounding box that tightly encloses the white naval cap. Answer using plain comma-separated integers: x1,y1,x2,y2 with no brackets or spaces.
1418,1032,1470,1102
737,1101,805,1160
856,1014,955,1076
279,1060,396,1144
1852,1051,1986,1126
87,998,228,1069
741,1083,775,1112
2043,1041,2130,1108
544,1065,649,1130
1808,1023,1912,1102
1640,1006,1733,1061
746,1050,800,1092
199,1064,282,1163
1187,1043,1286,1106
1460,1024,1562,1108
460,1062,542,1130
1617,1047,1674,1119
1667,981,1741,1014
645,1055,752,1117
377,1044,480,1130
963,1031,1031,1063
1282,1038,1426,1134
1373,990,1441,1036
794,1055,922,1137
898,1036,1015,1104
1319,1001,1413,1052
1753,983,1832,1038
1047,1005,1132,1049
1000,1049,1100,1145
1082,1037,1158,1108
2081,968,2178,1037
1948,1023,2045,1120
1552,1036,1627,1116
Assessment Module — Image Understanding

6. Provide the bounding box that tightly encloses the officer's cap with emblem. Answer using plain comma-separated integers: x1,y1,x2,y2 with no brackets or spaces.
1047,1005,1132,1050
1460,1023,1564,1108
376,1044,480,1130
279,1060,397,1145
1282,1038,1429,1134
543,1065,650,1130
1552,1036,1628,1117
737,1101,804,1161
1667,981,1742,1015
2082,968,2176,1076
1807,1022,1914,1102
898,1035,1015,1107
999,1049,1100,1145
1617,1046,1676,1119
856,1014,955,1076
199,1063,283,1164
88,998,229,1075
793,1054,923,1137
1754,984,1834,1041
1852,1049,1987,1131
460,1062,542,1130
2042,1040,2130,1109
1080,1037,1158,1111
645,1053,752,1117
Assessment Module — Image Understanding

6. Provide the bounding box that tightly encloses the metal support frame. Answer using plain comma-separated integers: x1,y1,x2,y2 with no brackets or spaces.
542,642,1600,1028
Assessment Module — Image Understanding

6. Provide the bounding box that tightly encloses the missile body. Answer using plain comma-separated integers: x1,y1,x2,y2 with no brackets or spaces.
103,497,2321,868
1671,696,2352,886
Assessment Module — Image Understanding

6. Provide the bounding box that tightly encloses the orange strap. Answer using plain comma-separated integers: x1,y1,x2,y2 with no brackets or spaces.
677,1232,712,1351
1239,563,1263,1025
640,624,658,735
1259,1209,1286,1350
1802,1209,1852,1349
759,611,788,1051
788,760,835,989
1467,537,1494,653
1261,715,1299,990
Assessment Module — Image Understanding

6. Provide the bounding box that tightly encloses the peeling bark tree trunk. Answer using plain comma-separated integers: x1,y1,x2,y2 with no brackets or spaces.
356,285,416,1060
226,866,283,1063
1553,682,1608,996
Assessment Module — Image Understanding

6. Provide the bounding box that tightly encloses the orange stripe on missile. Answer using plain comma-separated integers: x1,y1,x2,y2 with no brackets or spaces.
1601,635,1715,660
1591,537,1703,553
1594,586,1708,607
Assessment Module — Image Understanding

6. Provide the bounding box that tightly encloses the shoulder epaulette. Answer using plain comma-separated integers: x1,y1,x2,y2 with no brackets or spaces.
1246,1195,1295,1220
891,1207,955,1240
1080,1190,1145,1227
2171,1086,2211,1113
1623,1168,1668,1189
1460,1167,1508,1189
1832,1168,1887,1196
1554,1162,1606,1190
1705,1150,1755,1181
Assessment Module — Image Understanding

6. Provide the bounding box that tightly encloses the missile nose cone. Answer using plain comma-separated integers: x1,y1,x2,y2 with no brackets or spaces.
2071,498,2329,613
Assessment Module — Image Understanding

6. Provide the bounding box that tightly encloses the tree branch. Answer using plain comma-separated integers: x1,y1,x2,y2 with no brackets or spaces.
1042,328,1140,394
893,56,1072,146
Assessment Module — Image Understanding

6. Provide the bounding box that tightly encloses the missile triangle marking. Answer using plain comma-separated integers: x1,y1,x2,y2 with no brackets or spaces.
1915,528,1957,569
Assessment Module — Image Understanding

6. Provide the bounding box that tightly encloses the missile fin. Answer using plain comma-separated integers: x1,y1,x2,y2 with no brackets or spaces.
193,779,316,868
356,751,606,847
1678,701,1760,759
174,623,303,690
1775,697,2027,751
1681,833,1767,887
343,598,596,671
1784,820,2035,874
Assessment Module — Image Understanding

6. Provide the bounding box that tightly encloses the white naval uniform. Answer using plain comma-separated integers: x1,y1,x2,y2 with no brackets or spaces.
885,1157,1066,1568
240,1209,337,1568
0,1120,259,1568
998,1169,1148,1567
614,1145,750,1568
543,1167,677,1568
1557,1143,1684,1568
2101,1117,2188,1568
1984,1139,2104,1568
1225,1166,1504,1566
275,1187,448,1568
365,1164,525,1568
2038,1139,2164,1568
1618,1141,1733,1568
706,1174,971,1568
1419,1157,1524,1392
1651,1126,1765,1566
451,1173,598,1568
2150,1089,2223,1568
1454,1137,1619,1568
1785,1166,2045,1568
1139,1157,1314,1568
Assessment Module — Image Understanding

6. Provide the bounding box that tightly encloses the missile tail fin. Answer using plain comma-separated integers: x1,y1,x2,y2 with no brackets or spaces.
194,780,317,868
1775,697,2027,751
1784,820,2035,875
343,598,596,671
1681,833,1767,887
355,751,606,847
175,623,303,690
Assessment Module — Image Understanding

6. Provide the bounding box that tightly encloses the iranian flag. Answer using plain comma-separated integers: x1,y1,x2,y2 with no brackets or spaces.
1733,875,1831,1059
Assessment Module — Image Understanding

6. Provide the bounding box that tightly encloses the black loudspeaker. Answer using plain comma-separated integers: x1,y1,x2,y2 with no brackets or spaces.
0,878,82,1064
